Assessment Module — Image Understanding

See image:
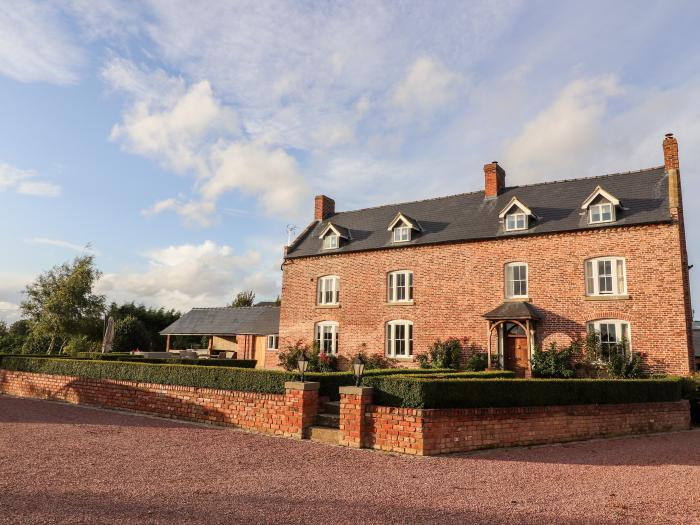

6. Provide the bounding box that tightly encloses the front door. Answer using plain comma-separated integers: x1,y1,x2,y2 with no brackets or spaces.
504,323,529,377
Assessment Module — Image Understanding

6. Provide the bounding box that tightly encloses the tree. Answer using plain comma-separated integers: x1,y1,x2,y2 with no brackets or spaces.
21,255,105,354
112,315,150,353
107,302,180,352
231,290,255,307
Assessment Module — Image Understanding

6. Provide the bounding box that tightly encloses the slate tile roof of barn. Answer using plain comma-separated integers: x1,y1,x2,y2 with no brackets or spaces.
160,306,280,336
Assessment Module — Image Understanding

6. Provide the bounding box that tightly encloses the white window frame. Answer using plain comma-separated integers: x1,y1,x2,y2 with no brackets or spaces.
393,224,411,243
587,319,631,354
505,262,528,299
267,334,279,350
387,270,414,303
322,234,339,250
317,275,340,305
386,320,413,358
505,211,527,231
315,321,339,355
585,257,626,296
589,202,615,224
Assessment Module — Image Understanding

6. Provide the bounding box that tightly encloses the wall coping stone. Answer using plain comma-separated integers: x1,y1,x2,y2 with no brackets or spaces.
284,381,320,391
339,386,374,396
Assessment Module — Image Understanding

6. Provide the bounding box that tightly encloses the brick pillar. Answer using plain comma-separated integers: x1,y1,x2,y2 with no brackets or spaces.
339,386,373,448
284,381,319,438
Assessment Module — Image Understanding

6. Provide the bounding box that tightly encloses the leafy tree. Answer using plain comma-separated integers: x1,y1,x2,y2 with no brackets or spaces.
21,255,105,354
112,315,150,353
107,302,180,352
9,320,30,337
231,290,255,307
0,321,7,337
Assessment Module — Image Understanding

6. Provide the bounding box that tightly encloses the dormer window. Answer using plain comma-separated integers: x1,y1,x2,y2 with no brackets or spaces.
393,225,411,242
387,212,422,244
581,186,620,225
505,211,527,231
323,234,339,249
498,197,534,232
319,222,349,250
589,202,614,224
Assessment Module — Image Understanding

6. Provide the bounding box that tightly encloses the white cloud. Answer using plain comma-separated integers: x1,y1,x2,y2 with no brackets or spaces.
0,301,21,324
0,1,84,84
98,240,281,311
105,58,309,223
25,238,101,256
0,163,61,197
503,75,624,183
390,57,464,123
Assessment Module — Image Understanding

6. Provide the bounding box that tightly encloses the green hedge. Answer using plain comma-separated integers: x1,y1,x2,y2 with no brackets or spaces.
307,368,458,400
0,356,294,394
362,376,683,409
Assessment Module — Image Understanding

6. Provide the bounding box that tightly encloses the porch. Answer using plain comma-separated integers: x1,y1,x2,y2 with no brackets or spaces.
483,301,540,377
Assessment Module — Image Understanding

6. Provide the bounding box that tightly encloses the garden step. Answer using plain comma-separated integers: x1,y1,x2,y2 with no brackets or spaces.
307,426,340,445
322,401,340,415
316,412,340,428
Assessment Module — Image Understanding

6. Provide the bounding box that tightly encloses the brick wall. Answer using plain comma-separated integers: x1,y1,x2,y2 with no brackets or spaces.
0,370,318,438
361,400,690,456
279,222,693,375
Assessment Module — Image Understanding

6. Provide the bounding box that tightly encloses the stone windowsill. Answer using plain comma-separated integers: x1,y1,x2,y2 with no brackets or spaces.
385,300,415,306
583,295,630,301
315,304,341,309
504,297,531,302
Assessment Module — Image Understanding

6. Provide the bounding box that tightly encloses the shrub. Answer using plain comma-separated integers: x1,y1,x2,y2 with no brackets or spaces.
62,335,100,356
680,374,700,424
112,315,150,353
0,356,291,393
531,342,576,378
420,338,463,369
277,341,338,373
352,350,395,370
463,350,488,372
363,375,683,409
277,340,312,372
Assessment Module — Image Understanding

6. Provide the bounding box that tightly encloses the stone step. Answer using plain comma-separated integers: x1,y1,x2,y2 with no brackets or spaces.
322,401,340,415
316,412,340,429
307,426,340,445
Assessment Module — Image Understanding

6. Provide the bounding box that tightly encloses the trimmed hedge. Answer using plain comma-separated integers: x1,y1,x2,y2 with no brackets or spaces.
0,356,294,394
307,368,458,400
363,375,683,409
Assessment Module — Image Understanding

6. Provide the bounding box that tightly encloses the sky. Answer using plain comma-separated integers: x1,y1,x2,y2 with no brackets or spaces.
1,0,700,323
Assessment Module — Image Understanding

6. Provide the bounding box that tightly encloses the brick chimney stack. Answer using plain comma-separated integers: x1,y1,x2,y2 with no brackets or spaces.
484,161,506,199
663,133,681,209
314,195,335,220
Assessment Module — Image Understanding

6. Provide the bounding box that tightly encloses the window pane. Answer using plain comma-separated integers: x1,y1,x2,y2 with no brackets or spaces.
616,259,625,294
408,272,414,300
591,207,601,222
388,273,394,301
396,273,406,301
585,260,594,294
601,204,612,221
408,324,413,355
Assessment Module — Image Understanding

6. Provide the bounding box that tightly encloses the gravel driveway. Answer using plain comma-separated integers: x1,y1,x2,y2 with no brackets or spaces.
1,395,698,525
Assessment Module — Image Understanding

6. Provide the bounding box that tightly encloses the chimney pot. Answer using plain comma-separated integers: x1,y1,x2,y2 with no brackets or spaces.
484,161,506,199
314,195,335,220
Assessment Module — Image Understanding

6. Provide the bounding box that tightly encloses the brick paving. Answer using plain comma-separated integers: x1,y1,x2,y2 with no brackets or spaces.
1,395,698,524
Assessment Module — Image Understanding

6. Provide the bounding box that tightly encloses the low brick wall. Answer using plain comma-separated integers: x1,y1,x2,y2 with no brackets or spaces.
0,370,318,438
362,401,690,455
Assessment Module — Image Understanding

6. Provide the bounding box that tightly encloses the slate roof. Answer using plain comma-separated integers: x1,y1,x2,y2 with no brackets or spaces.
483,302,541,321
286,167,670,259
160,306,280,336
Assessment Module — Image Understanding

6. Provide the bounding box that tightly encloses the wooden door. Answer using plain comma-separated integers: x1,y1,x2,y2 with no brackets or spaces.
504,335,529,377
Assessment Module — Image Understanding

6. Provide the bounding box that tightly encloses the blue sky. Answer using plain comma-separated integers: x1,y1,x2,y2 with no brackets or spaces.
1,0,700,322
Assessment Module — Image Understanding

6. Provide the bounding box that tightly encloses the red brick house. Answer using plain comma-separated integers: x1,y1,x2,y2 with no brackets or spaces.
277,134,694,376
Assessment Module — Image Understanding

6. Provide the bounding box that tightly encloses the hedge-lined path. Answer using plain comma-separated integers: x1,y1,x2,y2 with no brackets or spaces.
1,396,698,525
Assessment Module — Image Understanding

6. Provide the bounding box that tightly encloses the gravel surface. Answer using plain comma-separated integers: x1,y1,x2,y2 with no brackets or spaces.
1,395,699,525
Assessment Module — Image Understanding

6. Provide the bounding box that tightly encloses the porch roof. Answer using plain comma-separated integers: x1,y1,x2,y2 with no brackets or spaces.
483,301,541,321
